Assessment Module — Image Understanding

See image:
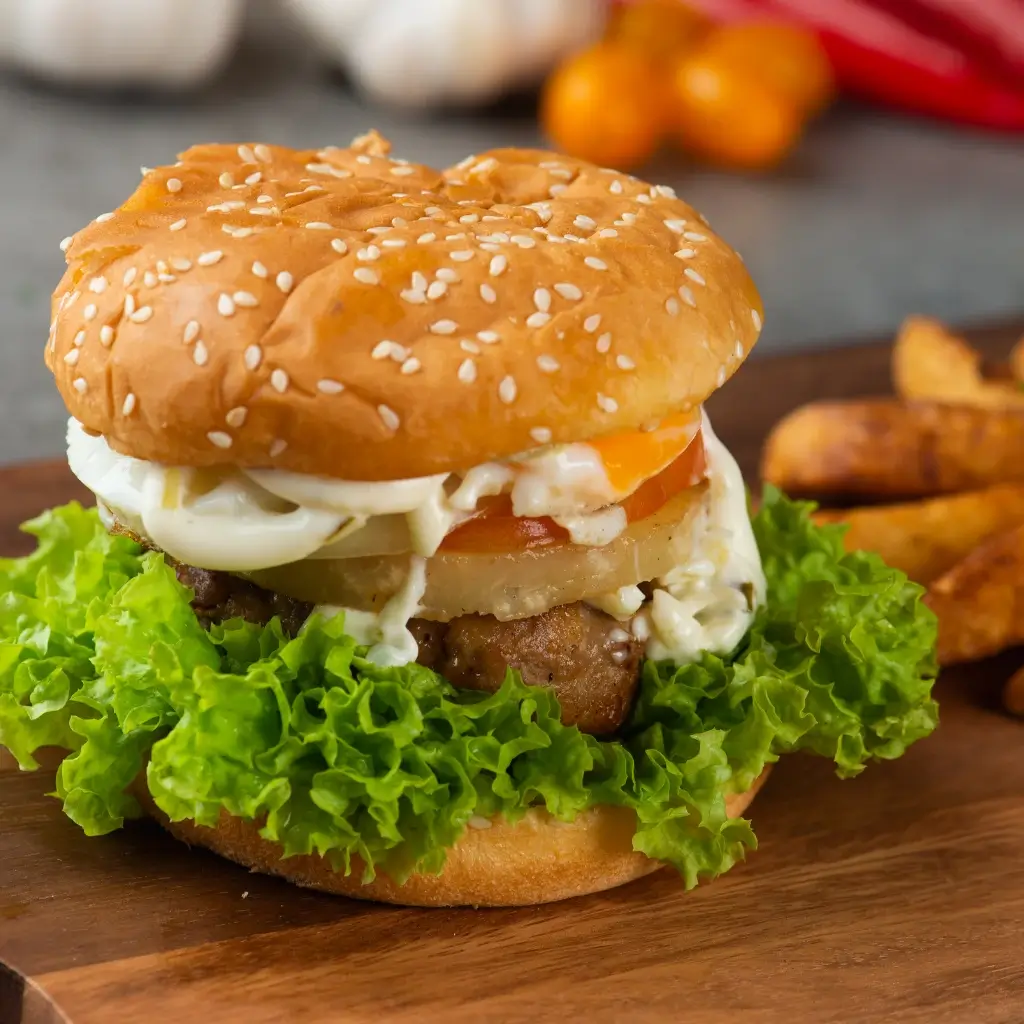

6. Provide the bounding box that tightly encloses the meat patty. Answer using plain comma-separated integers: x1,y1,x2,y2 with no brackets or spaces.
170,558,642,736
412,606,642,737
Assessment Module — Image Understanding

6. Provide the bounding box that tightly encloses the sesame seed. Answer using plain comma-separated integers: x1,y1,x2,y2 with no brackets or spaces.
684,231,707,242
237,144,257,163
60,236,73,253
198,251,224,266
537,354,560,373
584,257,607,271
226,407,248,428
83,304,97,321
597,394,618,414
383,238,407,248
511,234,536,249
252,261,269,278
73,331,86,347
245,172,263,186
193,341,209,365
675,249,697,260
95,212,115,223
65,291,80,307
99,326,114,346
183,321,201,344
169,219,187,231
305,162,352,180
460,340,481,355
477,330,500,344
534,288,552,312
752,309,763,330
222,225,253,238
217,294,235,316
378,404,400,430
166,178,183,193
554,283,583,301
527,312,551,329
269,439,288,458
430,319,458,335
679,286,697,308
616,354,636,371
169,257,192,273
244,345,262,370
498,376,518,404
735,341,744,359
367,227,391,236
357,245,381,261
233,291,259,308
219,173,235,188
655,185,677,199
208,431,233,450
411,271,428,292
457,359,477,383
417,233,437,244
317,378,344,394
574,215,596,231
636,194,652,205
356,154,372,165
372,341,394,360
271,369,289,393
530,427,552,445
306,222,333,231
143,272,158,288
427,281,448,300
584,314,602,333
450,250,474,263
459,214,479,224
390,166,416,177
445,233,467,243
72,377,88,394
549,184,567,197
124,295,136,317
88,276,108,294
392,216,408,229
63,349,80,366
666,297,681,316
609,180,623,195
424,206,444,216
489,255,508,277
397,356,420,375
436,268,459,283
480,232,510,244
276,271,294,294
123,268,138,286
400,289,426,304
684,268,706,286
480,284,497,304
331,239,349,255
717,367,727,387
664,220,686,234
354,268,380,286
596,333,612,354
122,393,136,416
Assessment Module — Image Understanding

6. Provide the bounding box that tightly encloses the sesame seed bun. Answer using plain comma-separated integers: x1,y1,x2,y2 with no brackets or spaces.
139,767,769,907
48,132,763,481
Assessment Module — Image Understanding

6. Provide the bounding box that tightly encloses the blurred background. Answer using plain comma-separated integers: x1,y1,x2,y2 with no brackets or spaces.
1,0,1022,465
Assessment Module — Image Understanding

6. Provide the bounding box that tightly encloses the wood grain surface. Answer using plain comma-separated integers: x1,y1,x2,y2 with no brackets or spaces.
2,320,1023,1024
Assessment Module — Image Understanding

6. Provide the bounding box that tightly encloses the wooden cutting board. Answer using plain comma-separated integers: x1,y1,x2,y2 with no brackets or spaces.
3,321,1024,1024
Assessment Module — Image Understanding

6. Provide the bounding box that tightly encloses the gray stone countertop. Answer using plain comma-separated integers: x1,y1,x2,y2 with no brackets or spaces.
0,7,1022,465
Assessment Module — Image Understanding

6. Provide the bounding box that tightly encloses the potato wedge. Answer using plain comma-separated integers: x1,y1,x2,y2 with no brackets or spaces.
1004,667,1024,718
893,316,1024,410
814,484,1024,584
926,523,1024,665
761,399,1024,498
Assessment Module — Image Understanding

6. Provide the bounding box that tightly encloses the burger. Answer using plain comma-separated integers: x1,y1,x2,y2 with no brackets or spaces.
0,133,938,906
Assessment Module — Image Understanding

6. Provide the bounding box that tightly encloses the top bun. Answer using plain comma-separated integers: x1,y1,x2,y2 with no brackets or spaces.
48,132,763,481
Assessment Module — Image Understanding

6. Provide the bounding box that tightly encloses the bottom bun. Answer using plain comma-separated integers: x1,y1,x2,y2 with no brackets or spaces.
139,767,770,907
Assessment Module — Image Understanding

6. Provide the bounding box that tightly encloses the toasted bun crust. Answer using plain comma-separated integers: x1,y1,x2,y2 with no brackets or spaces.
48,132,762,481
140,767,769,907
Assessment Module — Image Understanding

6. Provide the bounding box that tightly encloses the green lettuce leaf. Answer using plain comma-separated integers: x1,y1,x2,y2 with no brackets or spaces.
0,489,937,888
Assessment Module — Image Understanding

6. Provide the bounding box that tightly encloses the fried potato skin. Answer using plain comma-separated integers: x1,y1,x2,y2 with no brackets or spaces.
762,399,1024,499
815,485,1024,584
926,523,1024,665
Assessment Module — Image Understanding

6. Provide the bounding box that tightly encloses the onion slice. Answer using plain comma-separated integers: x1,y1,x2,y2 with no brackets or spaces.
246,483,710,622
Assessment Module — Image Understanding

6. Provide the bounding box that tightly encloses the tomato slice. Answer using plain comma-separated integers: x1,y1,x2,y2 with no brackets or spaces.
440,428,706,554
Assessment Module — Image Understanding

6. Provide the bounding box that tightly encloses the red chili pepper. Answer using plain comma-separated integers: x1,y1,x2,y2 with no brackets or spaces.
684,0,1024,131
